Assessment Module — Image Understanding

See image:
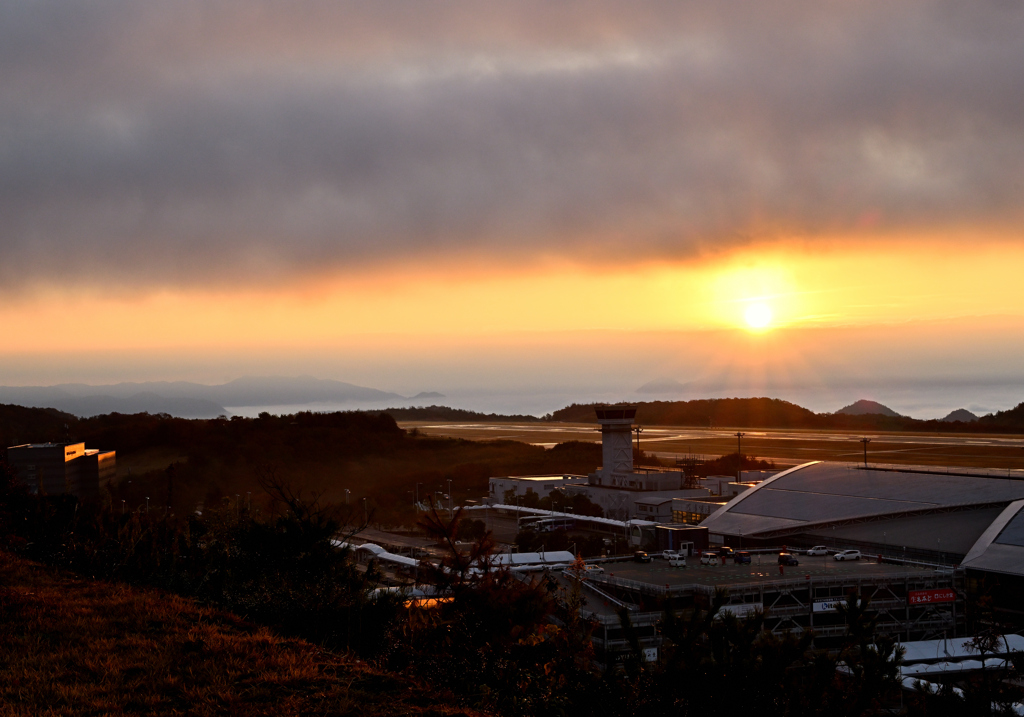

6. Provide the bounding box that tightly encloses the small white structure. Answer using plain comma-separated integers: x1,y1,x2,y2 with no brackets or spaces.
489,550,576,571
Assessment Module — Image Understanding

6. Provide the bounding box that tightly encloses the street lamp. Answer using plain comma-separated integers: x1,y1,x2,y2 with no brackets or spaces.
363,497,368,525
447,478,453,519
145,496,149,514
860,437,871,468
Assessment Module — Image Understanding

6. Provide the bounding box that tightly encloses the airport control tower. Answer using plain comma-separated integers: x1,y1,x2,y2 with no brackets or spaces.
595,405,637,478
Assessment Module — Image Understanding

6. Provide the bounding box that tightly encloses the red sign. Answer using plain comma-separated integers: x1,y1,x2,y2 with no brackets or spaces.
908,588,956,605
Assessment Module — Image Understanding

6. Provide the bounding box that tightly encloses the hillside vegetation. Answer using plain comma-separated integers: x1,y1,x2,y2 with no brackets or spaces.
0,551,483,717
0,406,600,525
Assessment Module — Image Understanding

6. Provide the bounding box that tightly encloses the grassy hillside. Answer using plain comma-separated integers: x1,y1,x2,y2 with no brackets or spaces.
0,551,483,717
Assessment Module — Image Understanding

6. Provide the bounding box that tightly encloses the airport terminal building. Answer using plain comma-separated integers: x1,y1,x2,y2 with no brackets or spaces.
699,460,1024,625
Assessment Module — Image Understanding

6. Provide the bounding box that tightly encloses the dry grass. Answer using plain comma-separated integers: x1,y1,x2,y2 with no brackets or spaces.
0,552,483,717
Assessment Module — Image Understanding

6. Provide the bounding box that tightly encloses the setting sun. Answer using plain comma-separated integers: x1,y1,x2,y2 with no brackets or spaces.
744,302,773,330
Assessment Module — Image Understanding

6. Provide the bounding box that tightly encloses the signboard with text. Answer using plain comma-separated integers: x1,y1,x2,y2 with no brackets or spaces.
813,600,841,613
908,588,956,605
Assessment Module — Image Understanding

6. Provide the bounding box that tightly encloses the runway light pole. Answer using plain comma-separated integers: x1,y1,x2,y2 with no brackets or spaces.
633,426,644,468
735,432,745,483
860,437,871,468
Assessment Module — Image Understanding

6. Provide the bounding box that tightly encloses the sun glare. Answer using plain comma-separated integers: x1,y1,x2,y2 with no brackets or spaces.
744,302,773,330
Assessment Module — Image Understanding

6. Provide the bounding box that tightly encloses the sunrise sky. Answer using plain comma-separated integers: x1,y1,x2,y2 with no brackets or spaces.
3,2,1024,417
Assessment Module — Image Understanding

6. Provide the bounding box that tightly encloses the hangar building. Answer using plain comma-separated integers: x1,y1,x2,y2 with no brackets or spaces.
700,460,1024,624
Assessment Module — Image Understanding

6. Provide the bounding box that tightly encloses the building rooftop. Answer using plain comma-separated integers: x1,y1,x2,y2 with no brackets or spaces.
496,474,583,482
702,461,1024,539
961,500,1024,577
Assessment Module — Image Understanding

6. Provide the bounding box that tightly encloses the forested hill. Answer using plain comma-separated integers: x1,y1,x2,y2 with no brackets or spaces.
548,398,1024,433
549,398,820,429
0,403,78,447
380,405,540,422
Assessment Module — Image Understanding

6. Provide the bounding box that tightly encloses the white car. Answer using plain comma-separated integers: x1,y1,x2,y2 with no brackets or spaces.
834,550,862,561
806,546,829,556
661,550,681,560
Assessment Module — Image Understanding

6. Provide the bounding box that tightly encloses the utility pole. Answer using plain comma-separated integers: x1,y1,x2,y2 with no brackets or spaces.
734,432,745,483
447,478,453,519
860,437,871,468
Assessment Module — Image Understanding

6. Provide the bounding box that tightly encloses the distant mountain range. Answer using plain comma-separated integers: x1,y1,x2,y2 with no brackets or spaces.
550,397,1019,431
0,377,436,419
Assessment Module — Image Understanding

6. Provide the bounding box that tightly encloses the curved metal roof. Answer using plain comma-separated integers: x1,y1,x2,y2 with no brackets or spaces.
702,461,1024,539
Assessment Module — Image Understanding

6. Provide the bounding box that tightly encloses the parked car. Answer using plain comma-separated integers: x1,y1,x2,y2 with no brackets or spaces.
633,550,652,563
700,551,721,566
661,550,681,560
717,546,736,560
834,550,862,561
777,552,799,566
583,564,605,575
669,556,687,568
734,551,752,565
806,546,829,556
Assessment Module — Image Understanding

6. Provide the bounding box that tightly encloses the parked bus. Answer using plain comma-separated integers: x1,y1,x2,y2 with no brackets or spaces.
517,515,547,531
535,517,575,533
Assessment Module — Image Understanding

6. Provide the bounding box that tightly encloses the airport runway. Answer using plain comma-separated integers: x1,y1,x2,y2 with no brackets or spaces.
400,421,1024,472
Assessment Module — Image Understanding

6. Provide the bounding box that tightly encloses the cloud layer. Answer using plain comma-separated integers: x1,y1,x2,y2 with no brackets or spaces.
3,1,1024,288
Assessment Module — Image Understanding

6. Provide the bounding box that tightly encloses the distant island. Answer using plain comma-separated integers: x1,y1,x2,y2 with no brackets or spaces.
835,399,903,417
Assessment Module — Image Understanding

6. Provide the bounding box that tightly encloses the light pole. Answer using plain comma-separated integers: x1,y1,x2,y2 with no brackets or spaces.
145,496,149,514
860,437,871,468
344,488,350,505
633,426,644,468
447,478,453,519
735,432,745,482
363,497,368,525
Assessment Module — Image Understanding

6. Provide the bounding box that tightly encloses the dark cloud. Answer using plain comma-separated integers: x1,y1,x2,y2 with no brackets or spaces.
2,1,1024,287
